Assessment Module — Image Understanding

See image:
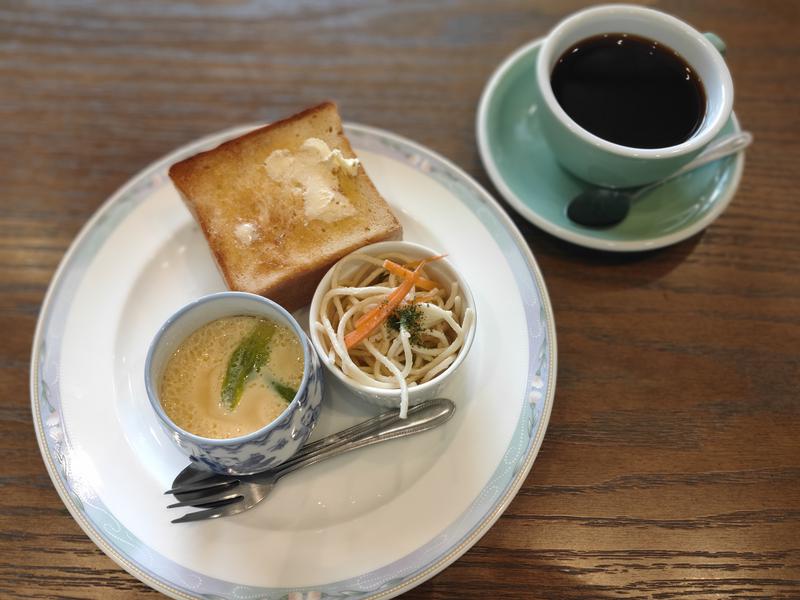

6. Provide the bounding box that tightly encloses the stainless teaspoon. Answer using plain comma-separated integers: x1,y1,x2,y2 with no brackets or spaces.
566,131,753,228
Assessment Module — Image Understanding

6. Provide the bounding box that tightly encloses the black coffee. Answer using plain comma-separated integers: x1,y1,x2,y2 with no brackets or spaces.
550,33,706,149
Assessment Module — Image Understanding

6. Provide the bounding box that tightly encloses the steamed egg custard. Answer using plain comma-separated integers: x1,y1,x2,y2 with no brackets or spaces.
159,316,304,439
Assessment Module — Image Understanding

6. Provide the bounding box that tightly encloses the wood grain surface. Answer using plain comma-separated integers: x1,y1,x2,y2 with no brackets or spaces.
2,0,799,598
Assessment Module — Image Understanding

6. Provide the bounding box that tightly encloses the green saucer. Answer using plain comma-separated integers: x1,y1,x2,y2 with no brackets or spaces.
476,38,744,252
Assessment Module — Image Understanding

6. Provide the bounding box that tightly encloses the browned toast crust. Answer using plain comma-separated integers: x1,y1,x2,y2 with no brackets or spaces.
169,102,402,310
168,102,338,187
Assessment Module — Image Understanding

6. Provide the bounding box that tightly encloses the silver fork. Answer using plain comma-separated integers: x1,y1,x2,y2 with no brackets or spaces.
166,397,456,523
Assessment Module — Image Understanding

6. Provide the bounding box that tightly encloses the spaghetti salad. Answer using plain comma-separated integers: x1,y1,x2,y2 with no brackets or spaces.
314,252,474,418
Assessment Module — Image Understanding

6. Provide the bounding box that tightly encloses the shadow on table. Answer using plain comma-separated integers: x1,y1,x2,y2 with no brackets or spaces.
475,171,704,289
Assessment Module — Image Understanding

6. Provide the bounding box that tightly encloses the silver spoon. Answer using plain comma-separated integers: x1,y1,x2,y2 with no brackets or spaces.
566,131,753,228
166,397,455,523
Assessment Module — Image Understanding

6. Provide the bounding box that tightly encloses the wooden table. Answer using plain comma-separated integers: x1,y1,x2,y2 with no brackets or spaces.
2,1,798,597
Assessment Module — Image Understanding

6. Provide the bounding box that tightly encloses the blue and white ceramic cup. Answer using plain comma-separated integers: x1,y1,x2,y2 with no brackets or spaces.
535,4,734,188
145,292,324,475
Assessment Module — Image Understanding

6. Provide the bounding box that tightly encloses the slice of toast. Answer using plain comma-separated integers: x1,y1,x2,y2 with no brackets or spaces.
169,102,402,310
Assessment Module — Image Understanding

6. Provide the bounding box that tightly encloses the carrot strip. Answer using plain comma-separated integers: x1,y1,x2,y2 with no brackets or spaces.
345,263,424,349
383,260,439,291
404,254,447,269
345,254,448,348
353,254,446,330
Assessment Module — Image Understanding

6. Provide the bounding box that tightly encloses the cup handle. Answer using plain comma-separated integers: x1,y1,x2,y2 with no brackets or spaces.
703,32,727,56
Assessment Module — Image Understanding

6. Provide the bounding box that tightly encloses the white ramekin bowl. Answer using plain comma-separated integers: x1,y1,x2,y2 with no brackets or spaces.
308,241,477,409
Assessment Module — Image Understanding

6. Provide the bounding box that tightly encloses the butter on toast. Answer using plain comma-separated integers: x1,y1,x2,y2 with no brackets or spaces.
169,102,402,310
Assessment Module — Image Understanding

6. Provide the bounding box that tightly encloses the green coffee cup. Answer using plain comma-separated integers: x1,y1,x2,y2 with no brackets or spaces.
536,5,733,188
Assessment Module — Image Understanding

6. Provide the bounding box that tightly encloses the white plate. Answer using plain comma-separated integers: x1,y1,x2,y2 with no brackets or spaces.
31,123,556,598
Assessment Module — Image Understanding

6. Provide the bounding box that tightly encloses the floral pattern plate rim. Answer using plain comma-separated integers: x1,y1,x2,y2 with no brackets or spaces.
30,123,556,599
